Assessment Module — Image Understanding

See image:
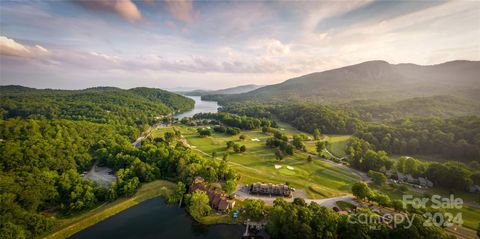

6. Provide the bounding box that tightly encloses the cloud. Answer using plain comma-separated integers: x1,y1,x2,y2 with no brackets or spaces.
74,0,141,22
0,36,49,57
164,0,194,23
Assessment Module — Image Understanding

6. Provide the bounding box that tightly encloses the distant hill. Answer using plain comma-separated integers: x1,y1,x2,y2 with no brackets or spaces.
0,85,194,124
208,60,480,104
182,84,263,96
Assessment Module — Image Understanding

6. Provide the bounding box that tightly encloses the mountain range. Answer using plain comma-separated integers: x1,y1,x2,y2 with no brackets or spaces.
179,84,263,96
207,60,480,104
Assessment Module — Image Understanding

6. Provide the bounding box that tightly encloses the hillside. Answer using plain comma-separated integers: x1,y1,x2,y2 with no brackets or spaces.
207,60,480,104
0,86,194,126
182,84,263,96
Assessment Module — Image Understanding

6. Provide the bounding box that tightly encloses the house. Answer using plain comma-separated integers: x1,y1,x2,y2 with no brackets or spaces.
396,172,406,182
469,185,480,193
406,174,417,184
250,183,293,197
189,177,235,212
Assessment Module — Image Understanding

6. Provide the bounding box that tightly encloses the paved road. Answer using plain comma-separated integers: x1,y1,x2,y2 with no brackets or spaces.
234,185,356,207
132,123,165,148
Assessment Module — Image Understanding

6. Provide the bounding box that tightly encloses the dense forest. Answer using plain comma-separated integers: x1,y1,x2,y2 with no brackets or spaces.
354,116,480,164
0,86,201,238
219,103,364,134
0,86,194,127
218,100,480,165
346,137,480,191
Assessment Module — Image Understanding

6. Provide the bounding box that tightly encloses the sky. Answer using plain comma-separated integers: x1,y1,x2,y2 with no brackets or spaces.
0,0,479,90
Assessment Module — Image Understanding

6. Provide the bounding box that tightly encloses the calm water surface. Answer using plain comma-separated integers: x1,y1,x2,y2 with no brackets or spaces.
70,198,245,239
174,96,219,119
71,97,247,239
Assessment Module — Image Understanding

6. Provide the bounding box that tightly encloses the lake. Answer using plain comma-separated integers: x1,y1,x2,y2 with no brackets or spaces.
69,198,246,239
175,96,219,119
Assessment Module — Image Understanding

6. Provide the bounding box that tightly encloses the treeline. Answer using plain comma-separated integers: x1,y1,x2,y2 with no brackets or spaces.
0,118,132,237
0,118,238,237
192,112,276,130
0,86,198,237
347,137,480,191
354,116,480,164
219,103,364,134
0,86,194,128
97,138,238,198
265,197,451,239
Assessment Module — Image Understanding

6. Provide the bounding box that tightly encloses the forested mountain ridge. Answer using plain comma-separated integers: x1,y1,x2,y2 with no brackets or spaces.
0,86,194,128
0,86,199,237
206,60,480,104
181,84,263,96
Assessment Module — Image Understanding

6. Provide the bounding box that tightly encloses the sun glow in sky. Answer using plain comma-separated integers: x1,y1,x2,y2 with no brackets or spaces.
0,0,479,90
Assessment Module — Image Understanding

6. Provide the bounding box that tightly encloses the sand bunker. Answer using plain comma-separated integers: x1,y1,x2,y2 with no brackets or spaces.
251,138,260,142
274,165,282,169
287,166,294,170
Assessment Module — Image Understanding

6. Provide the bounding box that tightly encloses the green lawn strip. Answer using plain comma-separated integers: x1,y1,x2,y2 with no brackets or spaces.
325,135,350,157
44,180,175,239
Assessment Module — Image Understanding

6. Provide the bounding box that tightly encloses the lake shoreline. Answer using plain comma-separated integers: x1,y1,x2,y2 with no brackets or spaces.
43,180,176,239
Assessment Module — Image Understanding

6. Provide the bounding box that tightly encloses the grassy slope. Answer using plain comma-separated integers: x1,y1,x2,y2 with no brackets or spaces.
43,180,175,239
154,125,359,199
372,184,480,230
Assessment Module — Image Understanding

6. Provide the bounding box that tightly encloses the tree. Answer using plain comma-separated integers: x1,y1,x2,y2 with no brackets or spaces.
368,170,387,186
316,141,326,154
197,128,212,137
175,182,186,207
392,199,404,212
293,135,305,150
351,182,371,200
211,151,217,160
274,149,284,161
233,143,241,153
243,199,265,221
307,155,313,163
164,131,175,143
239,134,246,140
223,180,237,194
313,128,321,140
226,141,235,150
240,145,247,152
223,152,229,161
186,190,211,219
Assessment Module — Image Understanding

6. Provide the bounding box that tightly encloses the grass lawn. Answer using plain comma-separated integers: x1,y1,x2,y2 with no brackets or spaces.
155,125,360,199
373,184,480,230
325,135,350,157
304,134,351,157
44,180,175,239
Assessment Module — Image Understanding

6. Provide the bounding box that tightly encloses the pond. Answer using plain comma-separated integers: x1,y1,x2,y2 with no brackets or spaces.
70,197,246,239
174,96,219,119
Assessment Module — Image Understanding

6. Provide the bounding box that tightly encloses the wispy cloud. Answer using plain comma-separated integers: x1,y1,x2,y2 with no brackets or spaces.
164,0,195,23
74,0,142,22
0,35,49,58
0,0,478,89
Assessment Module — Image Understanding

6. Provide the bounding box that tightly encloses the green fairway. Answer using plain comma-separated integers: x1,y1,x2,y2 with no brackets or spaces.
154,125,360,199
325,135,350,157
